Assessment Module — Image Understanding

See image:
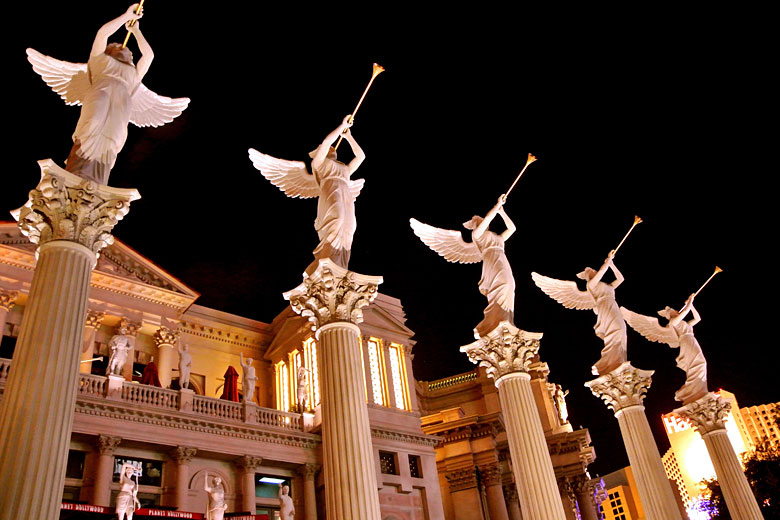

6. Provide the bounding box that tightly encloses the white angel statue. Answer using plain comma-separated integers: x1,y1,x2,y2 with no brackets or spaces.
532,251,627,376
249,115,365,270
27,4,189,185
410,195,516,339
621,293,708,405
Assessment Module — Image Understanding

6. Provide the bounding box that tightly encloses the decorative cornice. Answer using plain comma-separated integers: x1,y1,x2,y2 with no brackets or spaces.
673,392,731,435
460,322,543,382
371,427,441,447
284,259,383,331
585,361,653,414
171,446,197,464
445,468,478,492
179,320,265,350
96,434,121,455
12,159,139,255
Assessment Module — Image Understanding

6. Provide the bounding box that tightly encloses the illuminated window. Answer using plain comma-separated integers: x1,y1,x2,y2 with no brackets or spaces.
388,344,411,410
366,337,387,406
275,361,290,411
303,338,320,408
289,349,301,410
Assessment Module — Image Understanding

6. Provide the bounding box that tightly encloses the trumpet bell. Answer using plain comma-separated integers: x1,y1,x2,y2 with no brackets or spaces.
372,63,386,78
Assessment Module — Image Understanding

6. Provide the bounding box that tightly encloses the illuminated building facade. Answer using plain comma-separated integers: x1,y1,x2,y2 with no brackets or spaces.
740,401,780,448
597,466,644,520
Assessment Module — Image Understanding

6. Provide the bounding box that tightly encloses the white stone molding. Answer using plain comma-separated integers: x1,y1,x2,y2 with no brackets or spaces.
283,258,383,330
585,361,653,413
460,321,543,382
96,434,121,455
673,392,731,435
171,446,198,465
13,159,140,255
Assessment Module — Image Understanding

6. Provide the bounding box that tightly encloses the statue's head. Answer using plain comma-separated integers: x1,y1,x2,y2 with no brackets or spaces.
576,267,596,281
121,463,135,478
463,215,483,231
282,485,289,495
105,43,133,65
213,476,222,486
657,306,679,320
309,146,337,161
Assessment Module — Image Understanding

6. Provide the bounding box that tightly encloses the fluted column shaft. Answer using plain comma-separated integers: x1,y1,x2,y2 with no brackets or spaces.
154,326,179,388
573,484,598,520
497,373,567,520
236,455,263,514
299,464,319,520
171,446,197,511
318,322,382,519
0,241,95,518
93,435,121,506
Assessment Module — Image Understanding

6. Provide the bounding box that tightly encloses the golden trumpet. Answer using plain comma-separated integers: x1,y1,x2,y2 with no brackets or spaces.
693,266,723,298
503,154,537,201
612,215,642,256
334,63,385,151
122,0,145,49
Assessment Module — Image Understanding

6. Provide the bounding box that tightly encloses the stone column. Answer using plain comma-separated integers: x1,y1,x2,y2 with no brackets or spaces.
284,259,383,520
154,325,180,388
503,483,524,520
298,463,320,520
0,289,18,341
461,322,567,520
446,468,485,520
572,477,599,520
0,160,139,520
675,393,764,520
557,477,577,520
171,446,197,510
236,455,263,513
119,317,142,381
80,310,105,373
480,464,510,520
586,361,683,520
93,435,122,506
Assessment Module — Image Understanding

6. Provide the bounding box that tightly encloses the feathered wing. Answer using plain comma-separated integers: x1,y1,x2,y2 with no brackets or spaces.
531,272,595,310
409,218,481,264
129,84,190,128
349,178,365,200
26,48,90,106
621,307,680,347
248,149,320,199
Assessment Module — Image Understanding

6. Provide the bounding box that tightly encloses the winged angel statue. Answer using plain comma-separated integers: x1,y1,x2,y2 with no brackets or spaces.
532,252,627,376
27,4,189,185
249,115,365,270
621,294,708,404
410,196,517,339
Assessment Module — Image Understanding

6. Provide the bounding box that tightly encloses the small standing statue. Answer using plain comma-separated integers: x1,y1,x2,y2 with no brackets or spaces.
550,383,570,424
297,366,309,412
278,483,295,519
177,344,192,390
239,352,257,404
115,463,140,520
106,325,132,376
411,195,517,338
249,115,366,269
27,4,189,185
622,293,708,405
204,472,227,520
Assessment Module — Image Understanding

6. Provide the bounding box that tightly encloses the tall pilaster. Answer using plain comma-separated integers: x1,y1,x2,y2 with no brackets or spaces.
0,160,139,519
572,476,599,520
284,259,382,520
461,321,567,520
80,310,105,373
503,483,524,520
119,317,142,381
92,435,122,506
586,361,683,520
298,463,320,520
480,464,510,520
236,455,263,514
0,289,18,340
171,446,197,510
445,468,485,520
154,325,180,388
675,393,763,520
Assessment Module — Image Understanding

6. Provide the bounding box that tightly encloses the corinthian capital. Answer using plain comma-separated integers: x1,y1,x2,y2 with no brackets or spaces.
96,435,122,455
673,392,731,435
236,455,264,471
153,326,180,348
85,310,105,330
460,322,543,382
0,289,18,311
12,159,140,255
585,361,653,414
171,446,198,465
284,259,382,330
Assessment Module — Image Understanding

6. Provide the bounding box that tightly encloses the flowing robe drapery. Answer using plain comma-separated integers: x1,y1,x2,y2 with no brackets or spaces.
589,282,627,375
313,158,355,268
473,231,515,338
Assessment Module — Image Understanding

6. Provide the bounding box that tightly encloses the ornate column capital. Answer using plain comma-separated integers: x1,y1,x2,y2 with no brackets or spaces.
236,455,264,471
673,392,731,435
85,310,105,330
12,159,140,255
96,435,121,456
118,317,142,337
502,482,518,502
585,361,653,414
298,463,321,480
478,463,503,487
153,325,180,348
171,446,197,465
460,322,543,382
283,258,383,331
445,467,479,492
0,289,18,312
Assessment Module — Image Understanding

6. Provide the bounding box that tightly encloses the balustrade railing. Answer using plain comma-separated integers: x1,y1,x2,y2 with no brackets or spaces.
424,370,478,392
78,373,106,397
192,394,243,421
121,382,179,410
0,357,10,383
257,407,302,429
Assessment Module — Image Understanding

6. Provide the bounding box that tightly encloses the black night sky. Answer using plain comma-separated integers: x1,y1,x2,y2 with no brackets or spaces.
2,4,775,477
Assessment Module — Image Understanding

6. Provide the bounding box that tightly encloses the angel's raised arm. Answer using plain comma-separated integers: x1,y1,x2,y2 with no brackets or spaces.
342,129,365,174
91,4,143,58
473,196,504,240
497,205,516,241
312,115,352,167
609,260,624,289
126,22,153,80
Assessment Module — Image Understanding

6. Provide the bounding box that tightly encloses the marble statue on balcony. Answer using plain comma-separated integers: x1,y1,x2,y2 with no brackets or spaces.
410,195,517,338
279,483,295,519
178,344,192,390
550,383,569,424
249,115,366,269
532,252,627,376
26,4,189,185
297,366,309,412
106,326,132,376
204,472,227,520
116,463,140,520
621,293,708,404
239,352,257,403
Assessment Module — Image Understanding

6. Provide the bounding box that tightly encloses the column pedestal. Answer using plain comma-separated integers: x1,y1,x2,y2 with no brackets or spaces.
586,361,682,520
675,393,763,520
284,259,382,520
0,160,138,519
298,463,320,520
171,446,197,511
461,322,566,520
